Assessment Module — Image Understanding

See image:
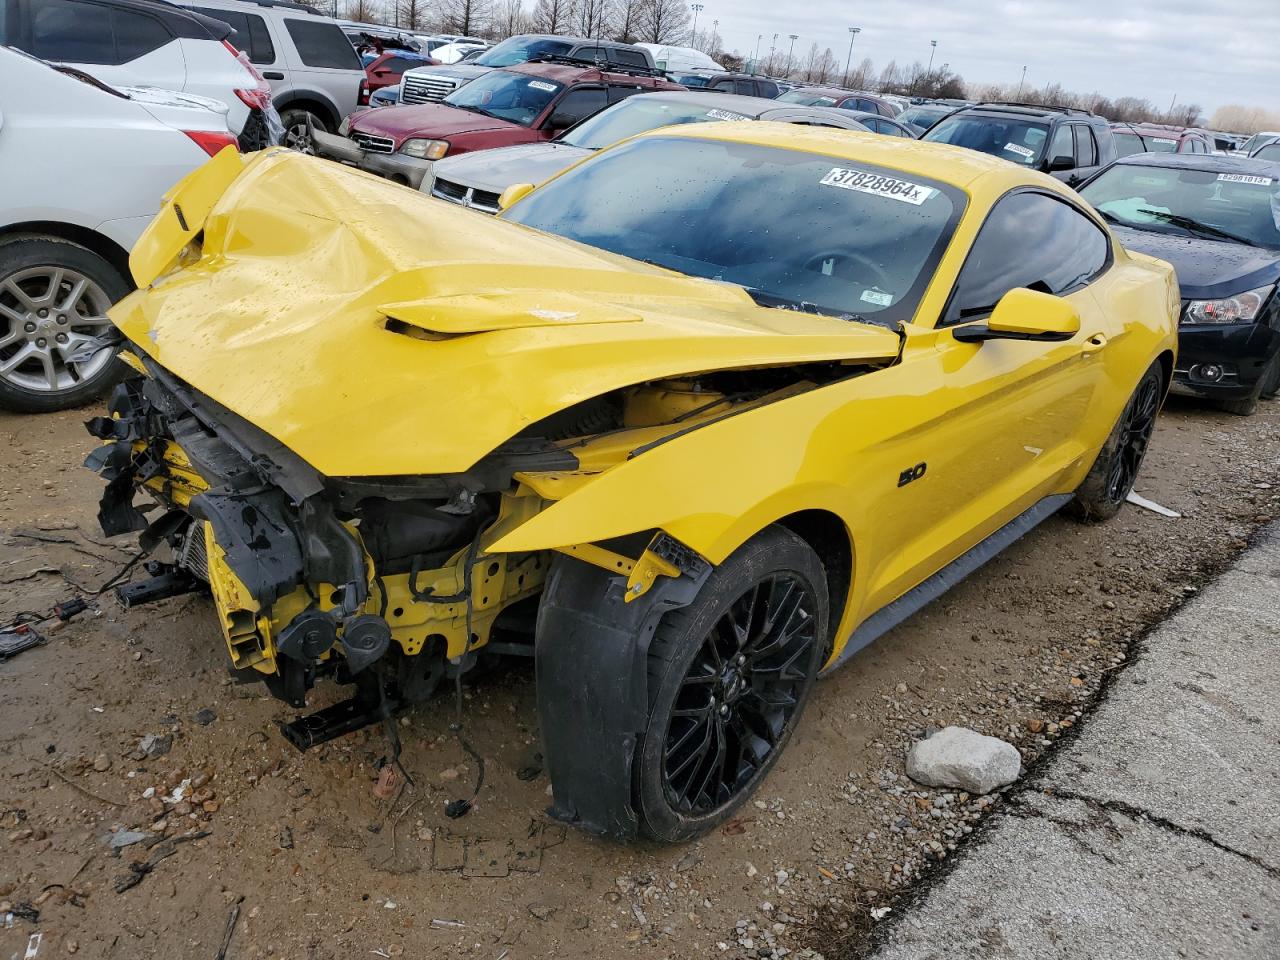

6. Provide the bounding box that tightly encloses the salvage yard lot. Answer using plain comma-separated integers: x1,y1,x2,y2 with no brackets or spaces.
1,395,1277,960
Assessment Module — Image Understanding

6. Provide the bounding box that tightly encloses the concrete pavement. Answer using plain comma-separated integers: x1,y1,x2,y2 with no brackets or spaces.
870,524,1280,960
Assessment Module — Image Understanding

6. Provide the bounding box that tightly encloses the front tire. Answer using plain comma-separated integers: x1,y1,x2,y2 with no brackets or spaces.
633,527,828,843
280,108,325,154
0,236,127,413
1066,360,1163,523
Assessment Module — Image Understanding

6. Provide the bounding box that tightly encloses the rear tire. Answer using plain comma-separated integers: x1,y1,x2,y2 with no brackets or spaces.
1262,354,1280,401
633,527,828,843
1066,360,1162,523
0,236,127,413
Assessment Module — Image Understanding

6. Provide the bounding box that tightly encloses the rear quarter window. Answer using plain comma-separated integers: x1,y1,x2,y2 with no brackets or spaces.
285,18,360,69
191,7,274,63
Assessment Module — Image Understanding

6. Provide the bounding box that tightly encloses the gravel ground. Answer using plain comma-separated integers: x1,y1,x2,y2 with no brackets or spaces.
0,393,1276,960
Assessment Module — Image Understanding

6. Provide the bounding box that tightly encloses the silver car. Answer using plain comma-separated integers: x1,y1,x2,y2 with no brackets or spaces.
423,90,877,213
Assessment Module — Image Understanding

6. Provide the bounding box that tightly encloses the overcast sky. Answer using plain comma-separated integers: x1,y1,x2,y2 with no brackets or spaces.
711,0,1276,116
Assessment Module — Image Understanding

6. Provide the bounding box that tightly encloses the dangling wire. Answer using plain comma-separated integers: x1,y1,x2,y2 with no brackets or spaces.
445,532,486,819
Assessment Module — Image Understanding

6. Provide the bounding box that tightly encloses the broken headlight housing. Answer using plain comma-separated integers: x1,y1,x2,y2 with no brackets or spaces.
1182,284,1273,324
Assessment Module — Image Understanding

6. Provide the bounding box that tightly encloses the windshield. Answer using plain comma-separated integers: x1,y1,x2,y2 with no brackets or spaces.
1139,134,1179,153
475,36,571,68
1113,132,1146,157
1081,163,1280,250
777,90,838,107
503,136,961,324
443,70,562,126
924,115,1049,166
668,73,711,87
898,105,950,129
562,98,754,150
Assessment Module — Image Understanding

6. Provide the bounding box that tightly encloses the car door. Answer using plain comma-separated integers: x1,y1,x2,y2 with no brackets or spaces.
25,0,188,93
189,5,290,100
278,15,362,123
857,189,1116,611
1065,123,1100,187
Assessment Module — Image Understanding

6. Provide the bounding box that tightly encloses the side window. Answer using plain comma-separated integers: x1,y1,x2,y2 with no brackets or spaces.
1047,124,1074,165
30,0,115,63
605,84,642,106
710,78,733,91
113,9,172,60
548,87,608,128
284,19,360,69
192,8,273,64
734,79,754,96
757,79,778,98
949,192,1110,322
574,45,603,62
1073,125,1098,166
611,48,647,68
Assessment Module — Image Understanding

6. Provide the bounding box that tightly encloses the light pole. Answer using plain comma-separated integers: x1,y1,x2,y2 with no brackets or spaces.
787,33,798,75
755,34,762,64
1016,65,1026,98
927,39,937,75
690,3,704,44
711,19,719,53
768,33,777,74
843,26,861,88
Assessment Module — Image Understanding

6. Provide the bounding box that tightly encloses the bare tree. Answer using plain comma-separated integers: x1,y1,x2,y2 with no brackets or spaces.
1210,104,1280,133
438,0,492,35
613,0,643,42
573,0,613,40
494,0,529,37
638,0,689,44
846,55,874,91
396,0,430,29
341,0,380,23
530,0,571,33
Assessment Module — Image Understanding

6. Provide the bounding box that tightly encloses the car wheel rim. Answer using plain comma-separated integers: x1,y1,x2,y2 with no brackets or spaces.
285,121,315,154
662,574,818,816
1106,374,1160,502
0,267,115,394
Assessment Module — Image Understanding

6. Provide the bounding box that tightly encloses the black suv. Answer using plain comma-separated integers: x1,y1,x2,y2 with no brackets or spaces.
665,70,780,99
399,33,654,104
922,102,1117,187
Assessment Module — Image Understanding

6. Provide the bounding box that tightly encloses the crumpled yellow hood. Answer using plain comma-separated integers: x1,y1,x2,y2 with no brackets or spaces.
113,149,901,477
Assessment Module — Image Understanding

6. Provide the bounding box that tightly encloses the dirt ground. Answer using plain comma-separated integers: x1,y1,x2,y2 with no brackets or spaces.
0,393,1277,960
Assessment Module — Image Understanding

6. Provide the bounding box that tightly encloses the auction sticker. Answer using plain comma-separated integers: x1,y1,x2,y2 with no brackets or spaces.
1152,137,1177,145
860,289,893,306
706,108,750,121
819,168,937,205
528,80,558,92
1218,173,1273,185
1003,142,1034,159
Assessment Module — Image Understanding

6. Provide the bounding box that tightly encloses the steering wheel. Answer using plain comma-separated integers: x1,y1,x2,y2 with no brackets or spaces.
801,250,892,292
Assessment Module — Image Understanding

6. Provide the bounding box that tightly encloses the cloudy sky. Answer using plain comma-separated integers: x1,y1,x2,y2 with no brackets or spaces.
711,0,1276,116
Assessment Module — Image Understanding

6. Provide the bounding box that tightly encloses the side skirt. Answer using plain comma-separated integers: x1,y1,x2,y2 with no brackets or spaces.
825,494,1073,673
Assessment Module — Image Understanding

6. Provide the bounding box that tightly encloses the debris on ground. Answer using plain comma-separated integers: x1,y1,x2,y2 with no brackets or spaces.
113,831,210,893
1126,490,1182,518
905,726,1022,794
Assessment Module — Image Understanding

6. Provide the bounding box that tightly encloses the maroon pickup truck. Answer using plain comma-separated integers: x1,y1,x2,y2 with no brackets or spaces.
313,59,685,188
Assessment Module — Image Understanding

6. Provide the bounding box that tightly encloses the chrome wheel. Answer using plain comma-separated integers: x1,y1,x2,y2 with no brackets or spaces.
662,574,819,815
0,266,115,395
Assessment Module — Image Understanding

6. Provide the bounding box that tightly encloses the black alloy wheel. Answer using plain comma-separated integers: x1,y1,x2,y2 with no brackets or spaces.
1104,368,1160,502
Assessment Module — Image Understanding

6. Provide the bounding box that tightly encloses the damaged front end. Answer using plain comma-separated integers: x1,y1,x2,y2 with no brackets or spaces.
86,349,569,747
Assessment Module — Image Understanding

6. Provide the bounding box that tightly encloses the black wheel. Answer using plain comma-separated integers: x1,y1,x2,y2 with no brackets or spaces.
0,236,127,413
280,108,325,154
1261,352,1280,401
1066,360,1162,523
633,527,828,843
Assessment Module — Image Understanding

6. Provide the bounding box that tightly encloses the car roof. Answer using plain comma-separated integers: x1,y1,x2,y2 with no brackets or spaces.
1112,152,1280,176
507,61,673,86
632,120,1055,193
620,90,850,122
958,104,1085,120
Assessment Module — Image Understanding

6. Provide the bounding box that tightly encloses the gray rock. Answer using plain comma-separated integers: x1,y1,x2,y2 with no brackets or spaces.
905,726,1020,794
138,734,172,759
107,829,152,850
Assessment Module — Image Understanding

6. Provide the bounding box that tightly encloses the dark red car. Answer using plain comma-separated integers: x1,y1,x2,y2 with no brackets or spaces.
774,86,899,118
314,60,685,188
363,50,439,101
1111,123,1214,157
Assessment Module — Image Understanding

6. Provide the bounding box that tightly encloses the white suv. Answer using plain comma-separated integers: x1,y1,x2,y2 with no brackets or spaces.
0,46,238,412
1,0,276,148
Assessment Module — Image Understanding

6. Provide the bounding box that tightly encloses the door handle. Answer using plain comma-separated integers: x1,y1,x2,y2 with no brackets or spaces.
1082,333,1108,354
263,71,284,80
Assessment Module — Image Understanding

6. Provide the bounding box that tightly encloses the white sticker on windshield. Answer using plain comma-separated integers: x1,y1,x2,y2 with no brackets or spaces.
706,108,750,122
528,80,558,92
1003,142,1034,158
1152,137,1177,145
1218,173,1273,185
860,289,893,306
819,168,937,205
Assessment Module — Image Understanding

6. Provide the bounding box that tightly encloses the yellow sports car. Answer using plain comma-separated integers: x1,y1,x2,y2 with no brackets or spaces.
87,125,1178,843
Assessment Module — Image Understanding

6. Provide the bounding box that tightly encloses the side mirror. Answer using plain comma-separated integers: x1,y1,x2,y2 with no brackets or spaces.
952,288,1080,343
497,182,535,211
1046,154,1075,172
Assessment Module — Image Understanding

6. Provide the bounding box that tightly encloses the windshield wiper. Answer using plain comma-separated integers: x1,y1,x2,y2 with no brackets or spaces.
1137,209,1259,248
743,288,873,323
